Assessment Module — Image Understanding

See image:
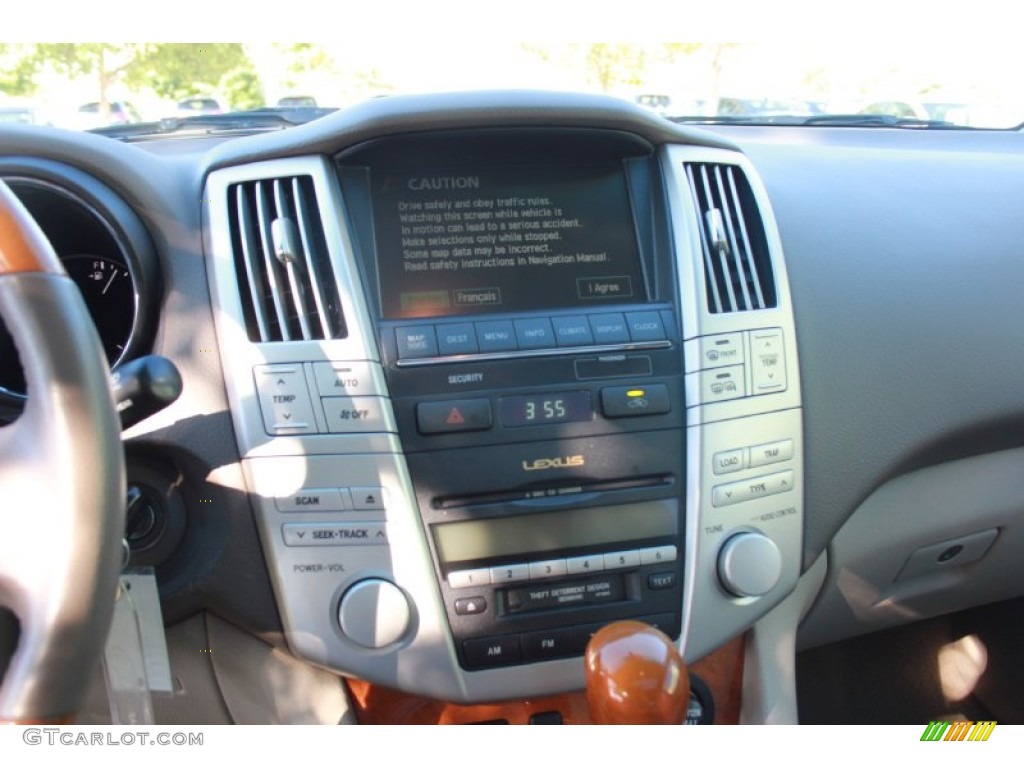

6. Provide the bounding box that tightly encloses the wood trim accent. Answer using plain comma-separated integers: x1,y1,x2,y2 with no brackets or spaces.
0,181,60,274
1,714,77,725
346,635,745,725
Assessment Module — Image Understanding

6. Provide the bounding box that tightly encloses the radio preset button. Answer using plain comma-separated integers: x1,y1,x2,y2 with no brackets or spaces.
566,554,605,575
395,326,438,359
513,317,555,349
436,323,479,355
490,563,530,584
552,316,594,347
529,559,569,580
447,568,492,589
602,550,640,570
417,398,493,435
475,321,518,352
640,545,678,565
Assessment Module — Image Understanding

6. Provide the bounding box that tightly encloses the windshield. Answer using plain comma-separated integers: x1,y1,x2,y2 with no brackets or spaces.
3,34,1022,131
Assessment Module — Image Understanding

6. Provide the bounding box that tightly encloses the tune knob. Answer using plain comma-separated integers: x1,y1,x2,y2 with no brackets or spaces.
717,532,782,598
338,578,411,648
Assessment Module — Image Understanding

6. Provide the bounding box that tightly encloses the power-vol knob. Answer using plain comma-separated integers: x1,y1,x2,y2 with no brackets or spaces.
338,579,411,648
717,532,782,598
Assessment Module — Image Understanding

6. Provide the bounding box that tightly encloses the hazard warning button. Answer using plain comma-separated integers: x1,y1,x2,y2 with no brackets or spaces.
416,398,493,435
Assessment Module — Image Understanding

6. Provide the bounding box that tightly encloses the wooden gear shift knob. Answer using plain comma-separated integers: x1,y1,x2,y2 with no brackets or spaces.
584,620,690,724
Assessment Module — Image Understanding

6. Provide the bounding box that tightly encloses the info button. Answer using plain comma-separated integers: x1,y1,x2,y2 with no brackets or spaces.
417,398,493,435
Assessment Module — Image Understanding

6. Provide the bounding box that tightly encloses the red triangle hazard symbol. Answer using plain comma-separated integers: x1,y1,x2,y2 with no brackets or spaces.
446,407,465,425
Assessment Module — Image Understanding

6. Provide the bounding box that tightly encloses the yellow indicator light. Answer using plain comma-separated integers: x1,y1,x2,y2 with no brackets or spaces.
626,389,645,398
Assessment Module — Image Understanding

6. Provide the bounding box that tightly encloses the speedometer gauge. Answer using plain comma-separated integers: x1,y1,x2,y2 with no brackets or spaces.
61,254,136,364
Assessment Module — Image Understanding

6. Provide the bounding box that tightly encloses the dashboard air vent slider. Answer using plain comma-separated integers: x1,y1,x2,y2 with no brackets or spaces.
228,176,346,342
684,163,777,313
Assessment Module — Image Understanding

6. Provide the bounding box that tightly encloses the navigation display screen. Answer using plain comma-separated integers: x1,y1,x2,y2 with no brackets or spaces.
371,164,645,319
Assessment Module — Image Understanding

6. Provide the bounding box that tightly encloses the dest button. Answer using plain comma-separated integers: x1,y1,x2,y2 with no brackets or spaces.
417,398,493,435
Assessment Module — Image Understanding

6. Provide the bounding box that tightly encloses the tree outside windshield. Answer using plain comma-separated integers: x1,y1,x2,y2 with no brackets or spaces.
1,42,1021,130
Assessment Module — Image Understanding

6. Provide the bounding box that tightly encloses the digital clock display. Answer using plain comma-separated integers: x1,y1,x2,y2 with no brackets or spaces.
498,391,593,427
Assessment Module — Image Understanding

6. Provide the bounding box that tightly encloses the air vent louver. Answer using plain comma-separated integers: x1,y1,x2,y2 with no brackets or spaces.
228,176,346,342
684,163,777,313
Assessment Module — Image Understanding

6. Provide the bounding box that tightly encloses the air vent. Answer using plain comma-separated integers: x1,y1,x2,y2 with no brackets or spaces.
228,176,346,342
684,163,777,313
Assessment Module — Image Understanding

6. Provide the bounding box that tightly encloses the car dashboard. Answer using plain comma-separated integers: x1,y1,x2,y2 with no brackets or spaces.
2,90,1023,725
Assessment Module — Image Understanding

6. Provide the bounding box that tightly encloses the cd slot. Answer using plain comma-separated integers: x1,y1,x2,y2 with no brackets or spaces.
434,474,674,510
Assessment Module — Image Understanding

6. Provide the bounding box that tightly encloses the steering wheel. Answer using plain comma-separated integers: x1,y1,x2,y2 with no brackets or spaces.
0,179,125,724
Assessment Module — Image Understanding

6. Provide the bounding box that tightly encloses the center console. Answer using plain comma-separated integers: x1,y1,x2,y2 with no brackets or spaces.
204,115,803,703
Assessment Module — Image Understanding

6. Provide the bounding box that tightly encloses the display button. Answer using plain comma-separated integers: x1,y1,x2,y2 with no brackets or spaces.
698,365,746,403
699,333,744,369
312,362,380,397
748,439,794,468
601,384,670,417
566,554,605,575
322,396,395,433
713,448,747,475
602,550,640,570
253,366,317,435
640,545,677,565
464,636,522,668
436,323,479,356
513,318,555,349
490,563,530,584
712,469,795,507
475,321,518,352
395,326,438,359
589,313,631,344
750,329,787,392
625,312,666,342
454,596,488,616
648,572,677,591
551,315,594,347
282,523,388,547
521,628,574,661
447,568,491,589
275,488,346,513
417,398,493,435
